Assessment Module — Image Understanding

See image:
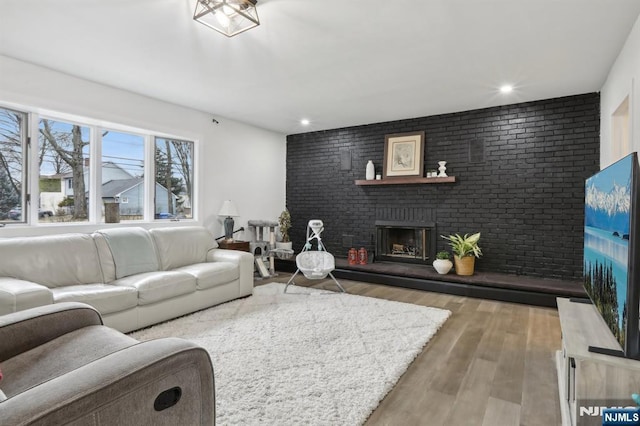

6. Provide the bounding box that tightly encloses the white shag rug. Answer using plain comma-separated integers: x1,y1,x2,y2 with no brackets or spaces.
130,283,451,425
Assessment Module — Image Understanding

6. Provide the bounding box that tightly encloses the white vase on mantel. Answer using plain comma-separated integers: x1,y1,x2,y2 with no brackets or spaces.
437,161,448,177
366,160,375,180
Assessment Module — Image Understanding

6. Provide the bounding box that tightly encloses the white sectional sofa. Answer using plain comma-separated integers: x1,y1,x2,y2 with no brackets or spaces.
0,226,253,332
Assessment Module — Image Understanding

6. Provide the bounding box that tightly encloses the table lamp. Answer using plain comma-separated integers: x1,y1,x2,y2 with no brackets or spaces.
218,200,239,241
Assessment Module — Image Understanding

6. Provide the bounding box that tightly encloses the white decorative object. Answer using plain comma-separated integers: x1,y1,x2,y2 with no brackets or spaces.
437,161,447,177
275,241,293,250
248,220,280,275
132,282,451,426
366,160,375,180
433,258,453,274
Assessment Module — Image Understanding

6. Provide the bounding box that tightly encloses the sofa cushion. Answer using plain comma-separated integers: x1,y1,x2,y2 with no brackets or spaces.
175,262,239,290
92,232,117,283
149,227,214,271
0,278,53,316
0,234,103,288
112,271,196,305
96,227,159,279
52,285,138,315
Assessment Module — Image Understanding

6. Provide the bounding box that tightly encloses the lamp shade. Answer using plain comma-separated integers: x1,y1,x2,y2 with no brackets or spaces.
218,200,239,217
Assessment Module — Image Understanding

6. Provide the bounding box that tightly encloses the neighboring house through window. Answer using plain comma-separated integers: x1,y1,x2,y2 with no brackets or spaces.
39,118,90,223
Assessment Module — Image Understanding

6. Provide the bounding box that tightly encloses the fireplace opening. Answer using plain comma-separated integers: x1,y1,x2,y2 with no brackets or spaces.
375,220,436,265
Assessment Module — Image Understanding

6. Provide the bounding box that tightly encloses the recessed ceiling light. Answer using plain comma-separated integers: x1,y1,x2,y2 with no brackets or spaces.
300,119,310,126
500,85,513,94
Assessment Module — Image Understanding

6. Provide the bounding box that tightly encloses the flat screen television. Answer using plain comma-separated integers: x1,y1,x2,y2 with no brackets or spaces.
583,152,640,359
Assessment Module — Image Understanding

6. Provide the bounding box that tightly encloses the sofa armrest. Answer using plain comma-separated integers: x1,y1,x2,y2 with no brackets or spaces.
206,247,251,263
0,302,102,362
1,338,215,426
0,277,53,316
207,248,254,296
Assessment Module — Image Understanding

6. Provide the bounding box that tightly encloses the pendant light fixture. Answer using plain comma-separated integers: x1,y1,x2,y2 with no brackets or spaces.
193,0,260,37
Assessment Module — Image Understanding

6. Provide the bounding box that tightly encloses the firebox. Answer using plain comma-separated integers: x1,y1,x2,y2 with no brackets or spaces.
375,220,436,265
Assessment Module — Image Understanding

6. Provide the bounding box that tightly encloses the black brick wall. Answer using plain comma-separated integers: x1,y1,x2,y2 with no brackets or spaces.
286,93,600,279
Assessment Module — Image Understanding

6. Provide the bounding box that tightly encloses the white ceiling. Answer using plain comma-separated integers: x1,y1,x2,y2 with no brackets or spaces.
1,0,640,135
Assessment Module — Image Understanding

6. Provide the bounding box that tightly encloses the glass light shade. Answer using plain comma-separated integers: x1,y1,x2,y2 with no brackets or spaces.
194,0,260,37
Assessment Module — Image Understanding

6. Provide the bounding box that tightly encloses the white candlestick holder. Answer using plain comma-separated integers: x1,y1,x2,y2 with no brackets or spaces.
437,161,448,177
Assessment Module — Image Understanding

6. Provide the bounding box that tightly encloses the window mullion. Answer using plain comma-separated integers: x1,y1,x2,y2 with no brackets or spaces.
144,135,155,221
192,139,198,221
28,112,39,225
90,126,102,223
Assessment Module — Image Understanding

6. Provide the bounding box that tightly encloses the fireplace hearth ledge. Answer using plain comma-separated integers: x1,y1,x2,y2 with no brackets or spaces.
275,258,585,308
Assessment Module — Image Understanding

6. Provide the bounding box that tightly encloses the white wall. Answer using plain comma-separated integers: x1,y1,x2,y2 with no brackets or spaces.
601,13,640,168
0,55,287,238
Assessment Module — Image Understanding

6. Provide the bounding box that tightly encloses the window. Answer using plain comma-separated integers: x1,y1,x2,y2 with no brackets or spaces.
101,130,144,221
39,118,90,223
0,104,196,225
0,107,27,223
154,138,194,220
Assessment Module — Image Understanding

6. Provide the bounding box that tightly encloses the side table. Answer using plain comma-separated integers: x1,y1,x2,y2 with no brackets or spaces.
217,240,250,252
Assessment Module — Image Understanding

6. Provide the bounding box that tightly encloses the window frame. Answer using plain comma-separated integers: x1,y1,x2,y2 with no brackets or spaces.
153,136,196,221
100,127,147,222
0,101,198,227
38,115,93,223
0,106,29,224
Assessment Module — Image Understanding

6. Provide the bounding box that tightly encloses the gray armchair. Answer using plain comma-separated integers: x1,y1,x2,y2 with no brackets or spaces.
0,303,215,425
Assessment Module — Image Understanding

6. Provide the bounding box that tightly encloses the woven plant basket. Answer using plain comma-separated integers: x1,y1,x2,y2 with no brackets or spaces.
454,255,476,276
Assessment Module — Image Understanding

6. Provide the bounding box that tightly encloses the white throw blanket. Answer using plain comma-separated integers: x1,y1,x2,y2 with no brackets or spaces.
98,227,159,279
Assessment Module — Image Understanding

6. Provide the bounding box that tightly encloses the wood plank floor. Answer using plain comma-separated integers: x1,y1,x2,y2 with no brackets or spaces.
267,273,562,426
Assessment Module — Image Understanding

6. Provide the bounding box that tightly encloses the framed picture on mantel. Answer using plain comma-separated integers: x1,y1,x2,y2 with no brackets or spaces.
383,131,425,178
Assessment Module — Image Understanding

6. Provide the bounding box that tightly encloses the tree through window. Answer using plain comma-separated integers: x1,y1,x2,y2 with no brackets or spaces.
154,138,193,219
39,119,90,222
0,107,27,223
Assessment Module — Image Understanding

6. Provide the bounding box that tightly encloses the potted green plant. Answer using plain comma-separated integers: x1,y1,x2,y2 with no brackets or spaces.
441,232,482,276
276,209,292,251
433,251,453,274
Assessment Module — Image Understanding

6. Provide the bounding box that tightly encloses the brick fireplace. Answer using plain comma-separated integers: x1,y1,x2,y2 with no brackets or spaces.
286,93,601,280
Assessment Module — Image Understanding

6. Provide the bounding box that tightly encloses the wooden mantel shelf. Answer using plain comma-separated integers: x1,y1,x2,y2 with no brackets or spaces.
355,176,456,186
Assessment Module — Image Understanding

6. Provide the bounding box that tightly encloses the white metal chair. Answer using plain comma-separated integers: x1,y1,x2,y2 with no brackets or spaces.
284,219,345,293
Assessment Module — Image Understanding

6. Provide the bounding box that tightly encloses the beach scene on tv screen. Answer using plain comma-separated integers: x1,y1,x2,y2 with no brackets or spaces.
584,154,633,349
